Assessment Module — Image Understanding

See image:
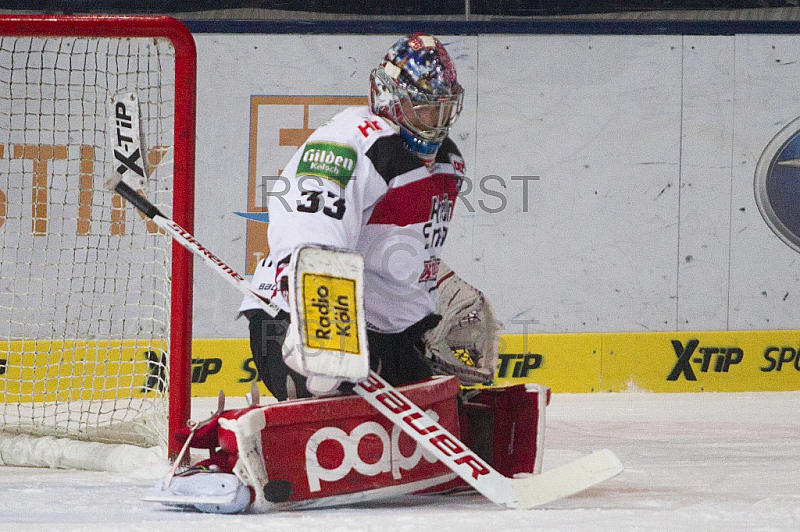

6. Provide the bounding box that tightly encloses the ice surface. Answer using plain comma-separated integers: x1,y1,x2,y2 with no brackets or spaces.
3,391,799,531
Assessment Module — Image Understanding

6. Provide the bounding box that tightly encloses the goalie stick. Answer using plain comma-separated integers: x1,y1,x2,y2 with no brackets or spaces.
108,173,623,509
106,85,622,506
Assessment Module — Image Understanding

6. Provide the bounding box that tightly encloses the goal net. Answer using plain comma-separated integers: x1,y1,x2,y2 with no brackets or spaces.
0,16,195,465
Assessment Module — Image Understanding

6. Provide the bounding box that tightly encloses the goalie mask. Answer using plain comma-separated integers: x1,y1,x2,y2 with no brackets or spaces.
369,33,464,163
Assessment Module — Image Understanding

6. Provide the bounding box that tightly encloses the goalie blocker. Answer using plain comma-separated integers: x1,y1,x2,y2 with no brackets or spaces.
251,245,500,397
146,376,550,513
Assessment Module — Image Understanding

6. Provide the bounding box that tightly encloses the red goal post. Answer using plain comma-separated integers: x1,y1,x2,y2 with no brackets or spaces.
0,15,195,463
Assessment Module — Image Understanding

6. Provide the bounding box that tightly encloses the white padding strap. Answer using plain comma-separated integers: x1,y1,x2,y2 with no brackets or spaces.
219,409,270,512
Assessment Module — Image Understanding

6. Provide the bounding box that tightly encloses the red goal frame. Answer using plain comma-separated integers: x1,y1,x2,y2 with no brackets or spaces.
0,15,195,460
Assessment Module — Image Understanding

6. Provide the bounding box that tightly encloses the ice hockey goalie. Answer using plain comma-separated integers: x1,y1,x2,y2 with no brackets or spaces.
146,248,550,513
145,378,549,513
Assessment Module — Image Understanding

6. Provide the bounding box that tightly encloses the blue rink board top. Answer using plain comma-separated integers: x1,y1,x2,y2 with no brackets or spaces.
182,19,800,35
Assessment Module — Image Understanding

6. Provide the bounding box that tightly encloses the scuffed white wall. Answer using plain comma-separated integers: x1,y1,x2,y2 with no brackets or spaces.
192,33,800,338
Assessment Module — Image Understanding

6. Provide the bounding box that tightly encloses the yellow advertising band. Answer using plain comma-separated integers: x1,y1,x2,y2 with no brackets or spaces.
189,330,800,395
3,330,799,400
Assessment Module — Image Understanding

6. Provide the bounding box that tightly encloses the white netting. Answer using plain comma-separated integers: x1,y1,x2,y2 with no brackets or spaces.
0,33,177,450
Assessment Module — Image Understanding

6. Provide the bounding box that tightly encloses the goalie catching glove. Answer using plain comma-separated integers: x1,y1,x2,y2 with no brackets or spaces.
421,263,500,386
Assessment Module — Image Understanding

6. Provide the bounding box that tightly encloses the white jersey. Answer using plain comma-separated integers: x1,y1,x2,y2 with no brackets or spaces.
240,106,465,333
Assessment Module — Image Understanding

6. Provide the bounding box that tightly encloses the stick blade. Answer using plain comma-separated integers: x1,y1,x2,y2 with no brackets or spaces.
511,449,623,509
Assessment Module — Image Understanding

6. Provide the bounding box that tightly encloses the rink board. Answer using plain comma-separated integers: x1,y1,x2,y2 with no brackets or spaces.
3,331,798,400
0,339,166,401
187,30,800,341
181,330,800,396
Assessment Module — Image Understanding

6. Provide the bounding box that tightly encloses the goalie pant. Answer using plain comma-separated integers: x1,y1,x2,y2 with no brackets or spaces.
153,377,549,512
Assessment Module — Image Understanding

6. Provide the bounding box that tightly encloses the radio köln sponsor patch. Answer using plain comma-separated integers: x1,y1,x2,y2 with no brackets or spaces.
755,117,800,253
301,272,361,355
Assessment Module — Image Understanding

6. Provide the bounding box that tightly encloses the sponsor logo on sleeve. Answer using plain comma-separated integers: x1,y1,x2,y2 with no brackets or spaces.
297,142,357,188
449,153,465,176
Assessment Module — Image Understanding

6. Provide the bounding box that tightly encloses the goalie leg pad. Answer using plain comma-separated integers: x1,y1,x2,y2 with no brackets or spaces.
254,376,460,504
461,383,550,477
219,409,273,512
146,377,462,513
418,383,550,495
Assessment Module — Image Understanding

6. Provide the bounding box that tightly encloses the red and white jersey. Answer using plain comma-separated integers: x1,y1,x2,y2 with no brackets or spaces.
240,106,465,333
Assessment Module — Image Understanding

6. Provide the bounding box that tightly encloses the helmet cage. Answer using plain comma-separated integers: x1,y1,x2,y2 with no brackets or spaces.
370,66,463,159
400,78,463,143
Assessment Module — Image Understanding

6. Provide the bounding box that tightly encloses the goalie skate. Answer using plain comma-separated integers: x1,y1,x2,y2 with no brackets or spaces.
144,469,251,514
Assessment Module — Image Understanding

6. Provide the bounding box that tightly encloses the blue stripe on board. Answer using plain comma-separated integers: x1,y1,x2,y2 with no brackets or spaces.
234,211,270,223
